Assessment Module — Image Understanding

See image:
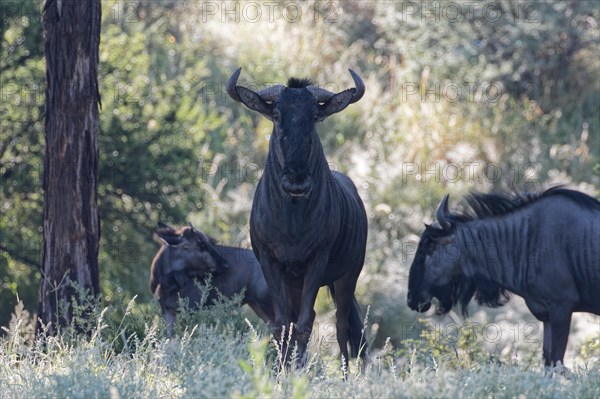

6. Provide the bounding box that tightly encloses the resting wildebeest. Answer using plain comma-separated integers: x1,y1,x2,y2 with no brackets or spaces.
226,68,368,369
150,223,274,336
407,187,600,368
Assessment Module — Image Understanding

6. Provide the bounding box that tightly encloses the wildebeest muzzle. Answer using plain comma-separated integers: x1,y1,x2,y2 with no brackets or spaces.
407,290,432,313
281,172,312,197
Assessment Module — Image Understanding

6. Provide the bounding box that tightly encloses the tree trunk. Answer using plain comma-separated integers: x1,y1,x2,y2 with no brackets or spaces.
37,0,101,335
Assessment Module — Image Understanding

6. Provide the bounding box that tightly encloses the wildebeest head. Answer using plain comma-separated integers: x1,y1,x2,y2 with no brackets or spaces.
154,222,228,276
407,233,459,314
407,195,469,314
421,195,462,286
226,68,364,197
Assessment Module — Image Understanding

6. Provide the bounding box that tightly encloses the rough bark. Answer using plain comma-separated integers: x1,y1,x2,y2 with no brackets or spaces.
37,0,101,335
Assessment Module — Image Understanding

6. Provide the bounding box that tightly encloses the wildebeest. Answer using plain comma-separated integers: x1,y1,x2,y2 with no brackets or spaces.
407,187,600,368
226,68,368,368
150,222,275,336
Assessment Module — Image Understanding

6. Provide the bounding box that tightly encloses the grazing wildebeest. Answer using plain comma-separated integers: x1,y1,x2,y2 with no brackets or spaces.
407,187,600,368
226,68,369,368
150,223,275,337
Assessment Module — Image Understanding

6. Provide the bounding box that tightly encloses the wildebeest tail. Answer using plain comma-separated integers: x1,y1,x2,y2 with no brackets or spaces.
328,284,368,359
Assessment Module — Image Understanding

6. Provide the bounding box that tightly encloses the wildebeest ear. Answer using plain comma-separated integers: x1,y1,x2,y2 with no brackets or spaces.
182,226,195,238
157,221,175,230
156,228,182,246
236,86,274,120
317,89,355,121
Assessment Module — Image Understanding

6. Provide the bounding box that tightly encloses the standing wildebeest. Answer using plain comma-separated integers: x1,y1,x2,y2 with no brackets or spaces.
407,187,600,368
226,68,368,367
150,223,274,336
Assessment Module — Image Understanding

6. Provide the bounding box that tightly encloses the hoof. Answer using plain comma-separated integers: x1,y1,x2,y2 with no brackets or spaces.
544,361,571,379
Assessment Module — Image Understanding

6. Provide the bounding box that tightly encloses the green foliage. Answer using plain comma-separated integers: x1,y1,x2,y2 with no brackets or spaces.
580,336,600,363
0,2,45,328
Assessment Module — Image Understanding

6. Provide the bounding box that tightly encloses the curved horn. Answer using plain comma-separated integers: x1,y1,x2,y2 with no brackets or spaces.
348,69,365,104
435,194,452,230
227,67,284,103
226,67,243,102
306,69,365,104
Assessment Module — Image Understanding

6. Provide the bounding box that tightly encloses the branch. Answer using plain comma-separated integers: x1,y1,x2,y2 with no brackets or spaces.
104,190,157,236
0,243,41,269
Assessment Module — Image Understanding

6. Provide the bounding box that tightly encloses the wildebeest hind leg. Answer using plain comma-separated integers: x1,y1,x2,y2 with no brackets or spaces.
247,301,274,325
333,276,358,377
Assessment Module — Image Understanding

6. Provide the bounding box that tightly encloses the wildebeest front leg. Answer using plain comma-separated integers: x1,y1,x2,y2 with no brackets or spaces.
164,310,176,338
295,254,328,365
524,299,553,368
549,308,572,368
258,251,294,359
542,321,552,367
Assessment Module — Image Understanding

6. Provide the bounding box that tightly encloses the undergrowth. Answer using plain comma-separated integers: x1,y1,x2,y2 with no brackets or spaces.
1,294,599,399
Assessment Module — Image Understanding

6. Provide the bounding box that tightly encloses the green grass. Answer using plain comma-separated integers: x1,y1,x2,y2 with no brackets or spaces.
1,298,598,399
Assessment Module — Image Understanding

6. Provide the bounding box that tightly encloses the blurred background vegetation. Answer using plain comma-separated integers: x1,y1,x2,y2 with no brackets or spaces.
1,0,598,353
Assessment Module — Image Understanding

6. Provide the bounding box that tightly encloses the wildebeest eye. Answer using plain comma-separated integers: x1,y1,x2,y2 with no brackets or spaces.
195,241,208,251
272,111,281,122
425,241,437,255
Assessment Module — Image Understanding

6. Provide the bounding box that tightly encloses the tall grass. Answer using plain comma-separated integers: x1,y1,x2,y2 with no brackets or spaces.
1,297,598,399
